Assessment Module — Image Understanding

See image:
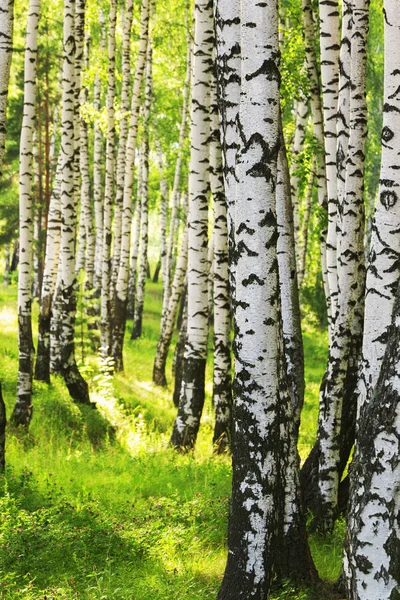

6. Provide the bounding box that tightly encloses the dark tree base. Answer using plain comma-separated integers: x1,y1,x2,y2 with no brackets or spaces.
11,395,33,427
62,365,92,407
152,366,167,387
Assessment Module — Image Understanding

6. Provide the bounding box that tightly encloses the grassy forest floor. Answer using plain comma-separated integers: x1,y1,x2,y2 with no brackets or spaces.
0,282,345,599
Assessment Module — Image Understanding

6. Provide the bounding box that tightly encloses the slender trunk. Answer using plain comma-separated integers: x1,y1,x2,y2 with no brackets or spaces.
319,0,340,326
170,0,212,450
172,286,187,409
210,75,232,453
127,197,142,322
163,4,192,320
297,163,315,288
58,0,90,405
110,0,150,367
0,0,14,179
214,0,240,300
289,94,309,266
132,53,152,342
12,0,41,427
277,121,305,437
100,0,117,356
93,11,106,294
153,226,188,387
35,155,62,383
156,139,168,325
111,0,134,288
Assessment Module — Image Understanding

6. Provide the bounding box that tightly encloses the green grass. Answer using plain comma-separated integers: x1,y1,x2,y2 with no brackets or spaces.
0,281,342,599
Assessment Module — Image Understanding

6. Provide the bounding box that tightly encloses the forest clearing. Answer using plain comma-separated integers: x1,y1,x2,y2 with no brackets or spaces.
1,0,400,597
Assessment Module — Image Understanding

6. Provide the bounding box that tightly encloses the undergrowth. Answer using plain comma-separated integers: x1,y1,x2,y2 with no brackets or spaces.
0,281,342,599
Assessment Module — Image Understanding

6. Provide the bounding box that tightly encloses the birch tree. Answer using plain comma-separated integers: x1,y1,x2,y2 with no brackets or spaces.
110,0,150,370
344,5,400,594
100,0,117,357
217,1,315,595
170,0,212,450
58,0,90,405
0,0,14,179
12,0,41,427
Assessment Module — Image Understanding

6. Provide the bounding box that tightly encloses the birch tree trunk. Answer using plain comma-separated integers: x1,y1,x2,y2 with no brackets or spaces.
93,10,106,294
162,7,191,321
153,225,188,386
0,0,14,179
58,0,90,405
344,284,400,599
170,0,212,450
302,0,368,530
12,0,41,427
289,95,309,265
132,50,152,341
110,0,150,369
319,0,340,325
210,78,232,453
111,0,134,288
277,122,304,437
358,0,400,413
100,0,117,357
214,0,240,299
35,155,62,383
218,0,316,593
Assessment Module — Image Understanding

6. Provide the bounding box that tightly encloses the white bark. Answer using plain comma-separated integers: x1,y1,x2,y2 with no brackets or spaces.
0,0,14,178
13,0,40,426
358,0,400,412
170,0,212,450
93,10,106,293
111,0,134,287
319,0,340,324
100,0,117,356
110,0,150,368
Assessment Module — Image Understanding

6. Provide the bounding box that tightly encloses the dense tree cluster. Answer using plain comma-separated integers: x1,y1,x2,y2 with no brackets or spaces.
0,0,399,598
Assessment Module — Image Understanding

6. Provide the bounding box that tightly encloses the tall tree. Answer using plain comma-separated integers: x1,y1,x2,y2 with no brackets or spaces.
58,0,90,404
12,0,41,427
0,0,14,179
217,2,315,596
110,0,150,370
170,0,213,450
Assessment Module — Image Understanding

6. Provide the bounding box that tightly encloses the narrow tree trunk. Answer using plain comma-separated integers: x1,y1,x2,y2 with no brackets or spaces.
127,196,142,322
110,0,150,367
210,76,232,453
172,287,187,408
58,0,90,405
153,226,188,386
100,0,117,357
131,47,152,344
12,0,41,427
0,0,14,179
93,10,106,294
297,163,315,288
35,155,62,383
170,0,212,450
277,121,305,437
319,0,340,326
214,0,240,300
111,0,134,288
162,4,192,321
